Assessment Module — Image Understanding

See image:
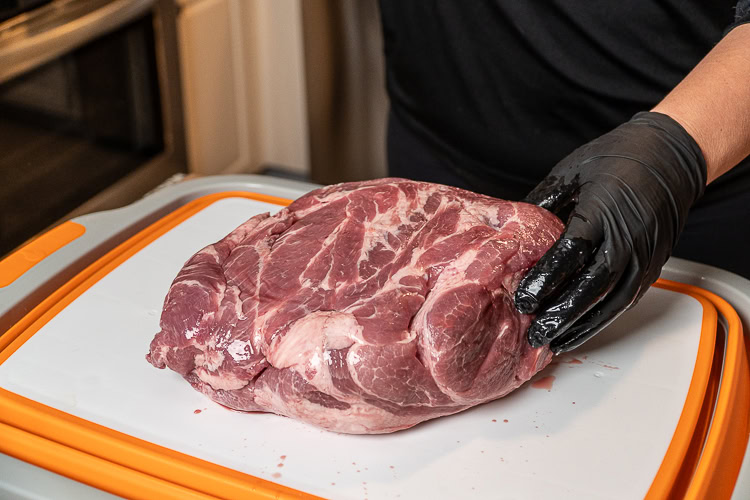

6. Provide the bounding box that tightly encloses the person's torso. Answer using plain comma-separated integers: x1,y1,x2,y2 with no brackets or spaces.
379,0,742,198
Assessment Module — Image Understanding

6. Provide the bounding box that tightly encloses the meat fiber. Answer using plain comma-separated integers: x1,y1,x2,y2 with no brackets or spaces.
146,178,563,434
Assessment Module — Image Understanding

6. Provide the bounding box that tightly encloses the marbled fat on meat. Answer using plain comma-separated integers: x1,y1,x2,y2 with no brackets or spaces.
146,178,563,433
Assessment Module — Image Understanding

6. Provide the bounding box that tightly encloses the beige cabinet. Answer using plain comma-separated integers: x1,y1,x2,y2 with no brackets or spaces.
176,0,310,176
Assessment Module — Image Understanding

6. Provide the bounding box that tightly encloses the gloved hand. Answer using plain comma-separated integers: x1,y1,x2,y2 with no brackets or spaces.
514,112,707,353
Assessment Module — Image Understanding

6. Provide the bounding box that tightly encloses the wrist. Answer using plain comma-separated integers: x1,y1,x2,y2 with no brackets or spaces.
630,111,707,204
649,104,719,184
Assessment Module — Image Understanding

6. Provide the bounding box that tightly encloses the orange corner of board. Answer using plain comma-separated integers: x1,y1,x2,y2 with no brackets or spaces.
0,221,86,288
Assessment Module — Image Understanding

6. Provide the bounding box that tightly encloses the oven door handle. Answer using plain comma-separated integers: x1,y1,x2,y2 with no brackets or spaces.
0,0,155,84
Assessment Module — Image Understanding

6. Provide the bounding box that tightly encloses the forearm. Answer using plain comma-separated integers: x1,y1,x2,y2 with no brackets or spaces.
652,24,750,184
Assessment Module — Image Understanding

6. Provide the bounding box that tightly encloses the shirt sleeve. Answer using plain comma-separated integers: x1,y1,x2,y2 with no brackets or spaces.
726,0,750,33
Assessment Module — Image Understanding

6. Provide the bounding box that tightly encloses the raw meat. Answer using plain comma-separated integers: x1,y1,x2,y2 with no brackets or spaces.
146,178,563,434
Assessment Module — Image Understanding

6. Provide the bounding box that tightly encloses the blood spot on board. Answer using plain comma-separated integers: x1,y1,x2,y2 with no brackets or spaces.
272,472,281,479
492,419,497,422
277,463,284,468
531,375,555,391
390,465,395,469
280,455,287,460
503,419,509,423
193,409,202,414
572,401,576,405
566,358,583,365
603,364,619,370
331,482,336,486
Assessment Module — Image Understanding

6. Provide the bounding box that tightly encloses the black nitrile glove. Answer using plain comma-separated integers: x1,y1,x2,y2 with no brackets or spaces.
514,112,707,353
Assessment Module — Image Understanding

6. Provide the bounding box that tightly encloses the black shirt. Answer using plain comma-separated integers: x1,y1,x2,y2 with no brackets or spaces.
380,1,750,203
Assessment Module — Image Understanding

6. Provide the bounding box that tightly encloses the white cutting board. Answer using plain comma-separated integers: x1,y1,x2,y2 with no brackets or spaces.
0,197,704,500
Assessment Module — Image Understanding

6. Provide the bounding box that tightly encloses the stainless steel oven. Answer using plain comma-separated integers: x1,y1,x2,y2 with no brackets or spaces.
0,0,186,256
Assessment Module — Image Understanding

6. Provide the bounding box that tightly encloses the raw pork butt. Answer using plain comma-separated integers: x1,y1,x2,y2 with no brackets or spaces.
147,179,563,433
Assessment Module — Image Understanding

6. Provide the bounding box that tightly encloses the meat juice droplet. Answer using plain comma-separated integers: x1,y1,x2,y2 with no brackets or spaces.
193,409,202,414
603,364,619,370
531,375,555,391
272,472,281,479
503,419,509,423
280,455,286,460
277,463,284,468
566,358,582,365
492,419,497,422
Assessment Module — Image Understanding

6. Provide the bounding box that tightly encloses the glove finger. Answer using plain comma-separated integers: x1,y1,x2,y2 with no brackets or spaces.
525,248,622,348
549,254,649,353
515,213,602,314
548,307,620,354
521,174,578,213
549,285,639,354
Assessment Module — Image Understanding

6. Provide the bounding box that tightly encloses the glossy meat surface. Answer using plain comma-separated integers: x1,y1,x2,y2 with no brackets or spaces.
147,179,563,433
